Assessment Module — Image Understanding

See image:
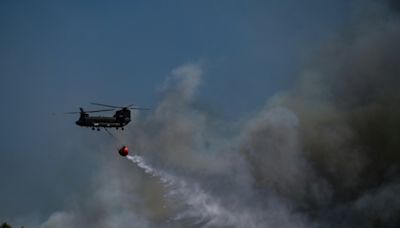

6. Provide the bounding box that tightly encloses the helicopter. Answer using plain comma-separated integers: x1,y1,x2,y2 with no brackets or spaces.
66,103,149,131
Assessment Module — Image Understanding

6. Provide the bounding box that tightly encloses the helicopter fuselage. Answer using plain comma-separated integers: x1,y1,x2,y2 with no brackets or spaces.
76,109,131,129
76,116,130,128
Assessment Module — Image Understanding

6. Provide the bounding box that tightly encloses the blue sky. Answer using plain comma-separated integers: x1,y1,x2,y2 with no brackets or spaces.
0,0,353,113
0,0,355,224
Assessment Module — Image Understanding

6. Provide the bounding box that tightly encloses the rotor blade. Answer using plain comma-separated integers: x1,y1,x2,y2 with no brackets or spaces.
91,103,122,109
85,108,115,113
129,107,151,110
126,104,151,110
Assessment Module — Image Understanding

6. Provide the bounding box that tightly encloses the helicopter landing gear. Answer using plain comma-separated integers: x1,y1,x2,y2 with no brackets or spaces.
121,127,124,130
92,127,95,130
97,128,100,131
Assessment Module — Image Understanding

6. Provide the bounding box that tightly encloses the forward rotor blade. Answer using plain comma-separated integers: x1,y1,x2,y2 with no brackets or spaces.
91,103,122,109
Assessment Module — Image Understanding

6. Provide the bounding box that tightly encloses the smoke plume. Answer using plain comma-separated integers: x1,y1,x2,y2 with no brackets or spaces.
41,1,400,227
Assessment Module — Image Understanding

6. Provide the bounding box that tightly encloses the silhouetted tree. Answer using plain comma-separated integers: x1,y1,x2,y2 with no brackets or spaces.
0,223,11,228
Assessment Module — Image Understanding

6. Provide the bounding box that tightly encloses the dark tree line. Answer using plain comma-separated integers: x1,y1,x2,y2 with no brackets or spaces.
0,222,23,228
0,223,11,228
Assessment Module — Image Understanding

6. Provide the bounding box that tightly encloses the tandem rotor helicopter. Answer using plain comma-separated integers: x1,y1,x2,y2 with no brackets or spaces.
66,103,149,157
66,102,150,131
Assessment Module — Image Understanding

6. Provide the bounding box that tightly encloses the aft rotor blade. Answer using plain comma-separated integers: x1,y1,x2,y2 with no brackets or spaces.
125,104,135,108
125,104,150,110
64,108,114,114
85,108,115,113
129,107,151,110
91,103,122,109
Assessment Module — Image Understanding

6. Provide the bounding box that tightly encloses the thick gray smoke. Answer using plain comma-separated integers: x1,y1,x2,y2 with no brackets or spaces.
40,157,152,228
267,1,400,226
41,2,400,227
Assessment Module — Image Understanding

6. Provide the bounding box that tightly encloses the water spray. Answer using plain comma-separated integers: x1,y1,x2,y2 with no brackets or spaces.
125,154,255,227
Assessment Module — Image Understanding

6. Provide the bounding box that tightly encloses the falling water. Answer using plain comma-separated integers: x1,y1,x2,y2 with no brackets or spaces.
126,155,261,227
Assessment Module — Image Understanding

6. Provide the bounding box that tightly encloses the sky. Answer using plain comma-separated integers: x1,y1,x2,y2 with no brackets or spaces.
3,0,399,227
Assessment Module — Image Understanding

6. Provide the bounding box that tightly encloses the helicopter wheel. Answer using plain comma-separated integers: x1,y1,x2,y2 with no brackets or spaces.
97,128,100,131
121,127,124,130
92,127,95,130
